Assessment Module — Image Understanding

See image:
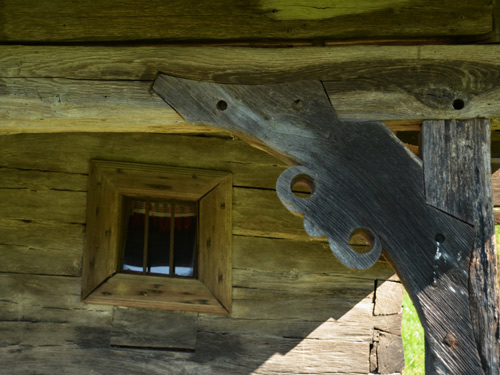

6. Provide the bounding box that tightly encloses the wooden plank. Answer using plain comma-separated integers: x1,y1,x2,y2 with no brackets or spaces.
373,280,403,316
5,45,500,125
376,332,405,374
0,133,285,190
0,346,201,375
493,168,500,205
0,77,424,135
233,236,395,280
111,307,197,350
0,166,87,191
195,331,370,374
198,316,374,341
423,119,498,374
0,0,491,43
231,288,374,321
233,187,310,240
0,219,84,276
87,273,227,314
0,187,86,224
0,78,218,135
0,321,110,348
198,175,232,312
0,273,112,325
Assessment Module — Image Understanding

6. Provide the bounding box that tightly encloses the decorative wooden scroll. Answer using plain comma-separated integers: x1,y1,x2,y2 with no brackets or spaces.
152,75,494,374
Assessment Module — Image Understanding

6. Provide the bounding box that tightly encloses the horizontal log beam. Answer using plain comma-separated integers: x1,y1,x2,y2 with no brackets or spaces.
0,0,491,43
3,45,500,131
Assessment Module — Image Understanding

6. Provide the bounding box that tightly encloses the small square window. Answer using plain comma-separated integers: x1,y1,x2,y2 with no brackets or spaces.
81,161,232,314
121,199,198,277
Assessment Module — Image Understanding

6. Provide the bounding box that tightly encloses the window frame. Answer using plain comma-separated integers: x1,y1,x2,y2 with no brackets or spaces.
81,160,232,314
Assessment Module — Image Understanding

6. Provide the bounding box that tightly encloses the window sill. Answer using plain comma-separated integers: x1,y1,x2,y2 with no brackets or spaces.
85,273,229,314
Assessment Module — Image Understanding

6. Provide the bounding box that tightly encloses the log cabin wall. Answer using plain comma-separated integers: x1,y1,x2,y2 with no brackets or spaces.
0,132,401,374
2,1,500,374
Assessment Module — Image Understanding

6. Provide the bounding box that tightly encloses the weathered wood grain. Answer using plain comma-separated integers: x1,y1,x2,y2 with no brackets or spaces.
492,168,500,205
0,273,112,325
154,75,480,373
0,321,110,348
373,280,403,316
195,331,370,374
5,45,500,125
0,219,84,276
233,236,394,281
111,307,197,350
0,188,86,223
231,288,374,321
0,346,201,375
0,0,490,43
0,78,218,135
423,119,499,374
376,332,405,374
0,77,425,134
0,133,285,189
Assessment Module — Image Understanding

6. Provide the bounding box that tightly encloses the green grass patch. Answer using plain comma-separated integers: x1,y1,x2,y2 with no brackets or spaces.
401,292,425,374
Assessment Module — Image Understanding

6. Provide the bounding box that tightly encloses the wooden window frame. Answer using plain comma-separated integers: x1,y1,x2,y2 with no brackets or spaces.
81,160,232,314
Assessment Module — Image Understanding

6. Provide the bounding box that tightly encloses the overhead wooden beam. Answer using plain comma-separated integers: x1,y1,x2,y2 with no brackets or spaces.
4,45,500,134
0,0,492,43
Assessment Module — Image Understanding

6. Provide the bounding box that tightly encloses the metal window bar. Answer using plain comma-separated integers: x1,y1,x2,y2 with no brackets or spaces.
143,200,150,274
168,201,175,276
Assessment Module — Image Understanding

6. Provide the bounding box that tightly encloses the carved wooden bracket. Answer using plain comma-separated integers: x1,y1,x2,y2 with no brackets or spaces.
152,74,496,374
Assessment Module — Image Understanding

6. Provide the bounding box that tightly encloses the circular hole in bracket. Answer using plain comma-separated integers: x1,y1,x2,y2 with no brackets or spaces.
452,99,465,110
435,233,446,244
291,174,315,198
349,228,375,254
216,100,228,111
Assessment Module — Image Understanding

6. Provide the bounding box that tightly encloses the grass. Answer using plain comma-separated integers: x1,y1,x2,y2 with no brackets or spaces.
401,292,425,374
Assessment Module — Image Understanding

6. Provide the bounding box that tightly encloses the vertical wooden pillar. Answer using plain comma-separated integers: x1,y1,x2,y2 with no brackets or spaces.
423,119,500,375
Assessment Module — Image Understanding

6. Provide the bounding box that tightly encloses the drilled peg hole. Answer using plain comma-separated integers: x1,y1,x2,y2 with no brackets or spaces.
452,98,465,110
435,233,445,244
291,174,315,198
216,100,228,111
292,99,304,111
349,228,375,254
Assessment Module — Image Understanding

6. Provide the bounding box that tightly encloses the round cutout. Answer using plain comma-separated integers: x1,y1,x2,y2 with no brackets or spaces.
349,228,375,254
291,174,315,198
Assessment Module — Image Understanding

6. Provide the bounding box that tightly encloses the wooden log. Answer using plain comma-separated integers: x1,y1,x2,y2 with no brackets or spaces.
231,288,374,321
376,332,405,374
0,219,84,276
195,331,370,374
0,346,201,375
423,119,500,374
111,307,197,350
0,0,490,43
373,280,403,316
0,321,110,348
4,45,500,125
233,236,394,280
0,273,112,325
0,133,285,189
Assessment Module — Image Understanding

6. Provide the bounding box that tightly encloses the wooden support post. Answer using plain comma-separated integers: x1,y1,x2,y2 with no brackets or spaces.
423,119,500,375
153,75,500,374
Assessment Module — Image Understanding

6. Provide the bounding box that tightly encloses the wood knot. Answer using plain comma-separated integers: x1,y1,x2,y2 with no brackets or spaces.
443,333,457,348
